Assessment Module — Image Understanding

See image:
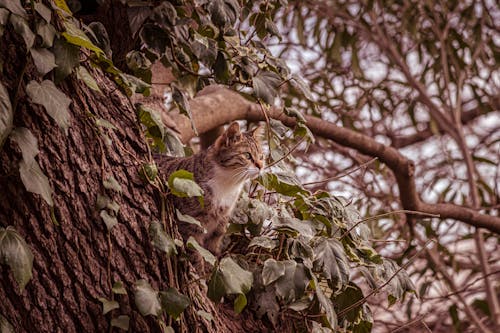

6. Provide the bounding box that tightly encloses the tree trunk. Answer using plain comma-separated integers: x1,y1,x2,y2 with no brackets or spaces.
0,29,266,332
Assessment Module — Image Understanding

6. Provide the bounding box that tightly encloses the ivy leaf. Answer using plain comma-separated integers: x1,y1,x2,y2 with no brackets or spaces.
208,268,226,303
34,3,51,23
0,82,13,149
0,0,27,18
312,238,349,291
36,20,56,47
234,293,247,314
159,288,190,319
168,170,204,199
110,315,130,331
26,80,71,134
100,210,118,231
62,20,104,56
259,172,309,197
219,257,253,295
262,259,286,286
30,48,57,76
76,66,101,92
274,261,309,303
290,74,314,101
253,71,281,104
208,0,240,27
103,176,121,193
10,127,38,162
0,8,8,26
134,279,161,317
0,227,34,291
112,281,127,295
248,236,279,250
0,314,14,333
312,274,338,329
53,38,80,82
186,237,216,266
176,210,205,232
10,128,53,206
332,282,365,323
149,221,177,256
98,297,120,315
9,14,35,49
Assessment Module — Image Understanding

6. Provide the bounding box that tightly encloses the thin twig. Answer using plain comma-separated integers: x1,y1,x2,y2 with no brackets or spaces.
303,158,378,186
338,239,435,318
337,210,440,239
265,136,306,169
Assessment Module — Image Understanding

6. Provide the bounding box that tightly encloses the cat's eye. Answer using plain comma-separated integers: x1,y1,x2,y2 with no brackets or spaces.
244,152,253,160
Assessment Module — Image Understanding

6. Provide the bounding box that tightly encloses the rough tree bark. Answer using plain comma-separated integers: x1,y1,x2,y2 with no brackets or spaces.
0,30,266,332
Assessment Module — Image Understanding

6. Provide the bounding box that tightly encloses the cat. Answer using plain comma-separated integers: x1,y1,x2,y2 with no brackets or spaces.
155,122,264,260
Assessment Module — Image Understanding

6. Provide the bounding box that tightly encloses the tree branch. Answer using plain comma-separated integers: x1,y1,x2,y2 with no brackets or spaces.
166,86,500,234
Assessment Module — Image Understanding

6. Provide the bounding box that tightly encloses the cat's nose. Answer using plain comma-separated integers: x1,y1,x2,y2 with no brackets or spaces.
255,160,263,170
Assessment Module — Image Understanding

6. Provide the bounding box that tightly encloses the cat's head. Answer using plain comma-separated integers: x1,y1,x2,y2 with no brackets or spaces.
212,122,264,180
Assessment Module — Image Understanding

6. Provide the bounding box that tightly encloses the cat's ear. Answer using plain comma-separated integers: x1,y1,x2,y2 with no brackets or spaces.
215,122,241,147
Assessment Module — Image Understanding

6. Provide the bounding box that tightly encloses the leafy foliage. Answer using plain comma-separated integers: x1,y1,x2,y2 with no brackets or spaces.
0,227,33,291
0,1,424,331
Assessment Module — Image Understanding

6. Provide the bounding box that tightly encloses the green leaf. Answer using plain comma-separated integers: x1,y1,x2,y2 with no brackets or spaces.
134,279,161,317
9,14,35,49
290,75,314,101
168,170,204,199
10,127,38,162
0,314,14,333
20,158,54,206
53,38,80,82
98,297,119,315
0,0,27,18
103,176,121,193
213,51,230,83
30,48,57,76
253,71,281,104
26,80,71,133
0,8,8,26
186,237,216,266
100,210,118,231
62,20,104,56
36,21,56,47
208,0,240,27
34,3,51,22
312,275,337,329
0,82,12,149
149,221,177,256
259,172,309,197
112,281,127,295
110,315,130,331
234,293,247,314
0,227,34,291
176,209,205,232
219,257,253,294
274,261,309,302
312,238,349,291
159,288,190,319
262,259,286,286
9,127,51,205
333,283,365,322
208,268,226,303
76,66,101,92
248,236,278,250
171,84,195,132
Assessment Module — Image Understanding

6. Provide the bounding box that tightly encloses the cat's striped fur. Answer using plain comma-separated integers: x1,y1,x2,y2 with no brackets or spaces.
155,122,264,259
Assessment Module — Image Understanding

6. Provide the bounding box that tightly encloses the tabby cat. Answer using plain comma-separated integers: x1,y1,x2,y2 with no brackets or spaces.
156,122,264,259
